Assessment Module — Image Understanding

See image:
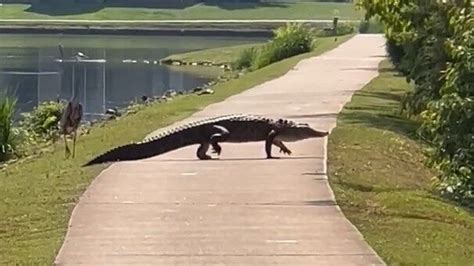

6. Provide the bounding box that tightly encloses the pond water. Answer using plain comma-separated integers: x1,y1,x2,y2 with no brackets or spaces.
0,34,267,120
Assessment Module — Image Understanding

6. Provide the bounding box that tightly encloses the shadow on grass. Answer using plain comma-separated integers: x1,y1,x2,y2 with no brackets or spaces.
339,79,420,140
337,179,419,194
333,180,474,226
380,211,473,227
203,1,288,10
341,66,393,73
342,110,419,140
362,90,403,102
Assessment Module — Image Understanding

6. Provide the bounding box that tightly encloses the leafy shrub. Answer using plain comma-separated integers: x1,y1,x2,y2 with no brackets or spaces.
252,23,314,69
316,22,355,37
0,95,17,161
232,47,257,70
335,22,355,35
20,100,64,140
358,0,473,205
418,6,473,205
251,43,277,70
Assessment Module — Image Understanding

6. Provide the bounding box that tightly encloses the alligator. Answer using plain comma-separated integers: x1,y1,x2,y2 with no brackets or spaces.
83,114,328,166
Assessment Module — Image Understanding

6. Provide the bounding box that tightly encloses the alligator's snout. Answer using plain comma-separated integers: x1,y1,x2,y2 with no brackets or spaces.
311,128,329,137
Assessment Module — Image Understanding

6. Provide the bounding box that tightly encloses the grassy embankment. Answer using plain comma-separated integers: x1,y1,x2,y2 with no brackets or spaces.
328,60,474,265
0,35,353,264
0,2,362,21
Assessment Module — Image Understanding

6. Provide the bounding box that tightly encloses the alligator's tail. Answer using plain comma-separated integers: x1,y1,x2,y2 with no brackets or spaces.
83,126,200,167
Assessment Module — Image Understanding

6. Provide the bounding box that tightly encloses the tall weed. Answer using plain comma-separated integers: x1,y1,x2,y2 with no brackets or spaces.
0,94,17,161
232,47,257,70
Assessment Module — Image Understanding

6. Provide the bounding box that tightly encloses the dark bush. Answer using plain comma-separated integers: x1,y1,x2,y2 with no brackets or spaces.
385,37,405,71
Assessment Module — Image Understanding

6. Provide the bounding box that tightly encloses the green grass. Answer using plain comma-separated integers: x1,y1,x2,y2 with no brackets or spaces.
327,60,474,265
0,2,362,21
163,42,266,65
0,34,353,265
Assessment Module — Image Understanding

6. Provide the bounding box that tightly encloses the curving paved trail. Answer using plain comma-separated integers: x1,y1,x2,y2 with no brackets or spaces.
55,34,386,265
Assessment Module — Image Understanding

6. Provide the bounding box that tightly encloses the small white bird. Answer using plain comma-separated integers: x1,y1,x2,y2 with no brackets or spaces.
74,52,89,61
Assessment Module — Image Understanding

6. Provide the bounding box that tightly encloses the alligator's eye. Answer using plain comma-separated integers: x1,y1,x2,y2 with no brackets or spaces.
278,119,284,123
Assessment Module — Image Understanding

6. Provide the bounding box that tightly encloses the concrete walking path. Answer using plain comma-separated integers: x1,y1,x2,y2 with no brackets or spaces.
55,34,387,265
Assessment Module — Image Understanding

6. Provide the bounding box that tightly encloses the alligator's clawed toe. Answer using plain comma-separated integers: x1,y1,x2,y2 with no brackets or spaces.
211,148,222,155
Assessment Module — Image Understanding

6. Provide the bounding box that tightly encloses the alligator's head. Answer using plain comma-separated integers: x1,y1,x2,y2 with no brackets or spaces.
274,119,328,142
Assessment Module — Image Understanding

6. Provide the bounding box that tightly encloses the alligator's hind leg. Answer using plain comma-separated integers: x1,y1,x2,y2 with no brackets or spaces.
196,142,212,160
209,125,230,156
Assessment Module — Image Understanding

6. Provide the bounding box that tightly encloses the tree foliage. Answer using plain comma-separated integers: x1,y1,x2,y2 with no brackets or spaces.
356,0,473,205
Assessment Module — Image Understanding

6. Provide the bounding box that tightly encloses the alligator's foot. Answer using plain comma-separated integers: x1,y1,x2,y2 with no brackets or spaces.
211,143,222,155
197,143,212,160
266,155,281,159
279,147,292,155
198,154,213,160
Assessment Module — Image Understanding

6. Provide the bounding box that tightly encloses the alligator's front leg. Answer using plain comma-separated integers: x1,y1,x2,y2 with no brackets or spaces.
196,142,212,160
209,125,230,156
273,139,292,155
265,130,280,159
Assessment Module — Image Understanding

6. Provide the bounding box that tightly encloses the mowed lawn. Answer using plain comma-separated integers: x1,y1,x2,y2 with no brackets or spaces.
327,60,474,265
0,2,363,20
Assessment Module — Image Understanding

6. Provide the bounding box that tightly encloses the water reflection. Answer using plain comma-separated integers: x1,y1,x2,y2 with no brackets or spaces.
0,34,266,120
